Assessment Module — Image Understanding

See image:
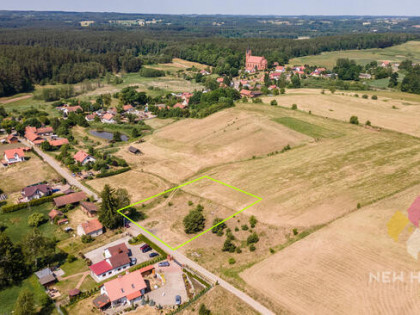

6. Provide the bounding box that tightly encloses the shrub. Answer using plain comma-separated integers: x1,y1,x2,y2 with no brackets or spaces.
269,248,275,254
139,68,165,77
349,116,359,125
211,218,226,235
188,201,193,206
247,232,260,245
235,247,242,254
366,120,371,126
67,254,77,263
28,212,47,227
95,167,131,178
199,304,211,315
222,238,236,252
280,88,285,94
81,235,94,244
362,94,369,99
249,244,256,251
291,104,298,110
293,228,299,236
371,95,378,100
228,258,236,265
1,193,63,213
249,215,257,228
241,224,249,231
270,100,278,106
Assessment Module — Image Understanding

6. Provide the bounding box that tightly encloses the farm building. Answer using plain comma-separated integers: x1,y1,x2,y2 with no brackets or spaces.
6,134,18,144
128,146,142,155
80,201,98,217
35,268,57,287
53,192,87,208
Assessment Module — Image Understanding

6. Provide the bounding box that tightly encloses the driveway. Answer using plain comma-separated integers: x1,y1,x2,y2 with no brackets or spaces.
146,262,188,306
84,236,154,266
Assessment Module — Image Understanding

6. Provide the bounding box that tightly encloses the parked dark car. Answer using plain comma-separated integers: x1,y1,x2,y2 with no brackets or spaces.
141,245,152,253
149,252,159,258
175,295,181,305
158,261,170,267
140,244,149,250
130,257,137,265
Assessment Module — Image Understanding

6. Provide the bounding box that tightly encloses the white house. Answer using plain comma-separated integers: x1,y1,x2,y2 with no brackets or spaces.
73,150,96,165
3,148,26,165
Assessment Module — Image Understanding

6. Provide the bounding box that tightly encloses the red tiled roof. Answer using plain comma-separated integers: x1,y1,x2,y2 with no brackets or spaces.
247,55,266,63
37,127,54,134
81,218,103,235
93,294,110,308
54,192,87,207
102,113,114,121
103,270,147,303
80,201,98,214
49,209,63,219
89,260,113,275
240,89,253,97
66,106,83,112
73,150,89,163
49,139,69,147
126,290,142,301
57,218,68,225
4,148,25,160
123,105,133,111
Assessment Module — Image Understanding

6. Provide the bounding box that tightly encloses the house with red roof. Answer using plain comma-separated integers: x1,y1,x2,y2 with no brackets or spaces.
245,50,268,72
100,270,147,307
60,105,83,116
240,89,254,98
101,113,115,124
3,148,26,165
49,138,69,147
275,66,285,73
77,218,103,238
89,242,132,282
269,72,283,80
54,191,87,208
73,150,96,165
123,105,134,112
200,69,210,75
85,113,97,122
24,126,45,145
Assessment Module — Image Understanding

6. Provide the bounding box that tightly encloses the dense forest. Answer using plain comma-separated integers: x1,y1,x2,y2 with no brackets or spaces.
0,20,416,97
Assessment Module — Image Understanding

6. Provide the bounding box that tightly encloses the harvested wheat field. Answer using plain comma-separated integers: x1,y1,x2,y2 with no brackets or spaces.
241,183,420,315
87,169,169,202
121,107,311,183
194,103,420,229
263,89,420,137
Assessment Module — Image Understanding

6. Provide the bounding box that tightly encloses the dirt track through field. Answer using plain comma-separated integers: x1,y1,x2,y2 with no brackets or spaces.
0,94,31,104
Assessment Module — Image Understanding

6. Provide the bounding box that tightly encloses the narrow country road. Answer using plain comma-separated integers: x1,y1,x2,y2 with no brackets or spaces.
127,225,275,315
19,138,100,201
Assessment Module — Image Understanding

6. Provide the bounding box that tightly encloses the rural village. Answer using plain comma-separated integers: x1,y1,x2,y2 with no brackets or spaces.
2,9,420,315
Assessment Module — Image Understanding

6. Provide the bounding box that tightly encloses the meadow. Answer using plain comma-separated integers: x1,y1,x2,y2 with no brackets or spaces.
287,40,420,68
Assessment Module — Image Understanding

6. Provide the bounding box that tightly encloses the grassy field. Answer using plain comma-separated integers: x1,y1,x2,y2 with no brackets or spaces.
0,202,68,242
241,183,420,314
273,116,344,138
179,286,258,315
263,88,420,138
287,40,420,68
0,275,49,314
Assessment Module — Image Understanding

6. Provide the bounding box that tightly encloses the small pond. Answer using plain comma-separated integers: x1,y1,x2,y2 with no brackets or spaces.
89,130,129,141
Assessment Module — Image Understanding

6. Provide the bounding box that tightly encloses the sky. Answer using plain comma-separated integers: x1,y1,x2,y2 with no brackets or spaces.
1,0,420,16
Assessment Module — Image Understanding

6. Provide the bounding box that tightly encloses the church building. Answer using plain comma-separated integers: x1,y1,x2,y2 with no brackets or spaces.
245,49,268,72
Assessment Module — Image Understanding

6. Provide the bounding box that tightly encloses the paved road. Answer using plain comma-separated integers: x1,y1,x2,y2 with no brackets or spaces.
127,225,275,315
19,138,100,201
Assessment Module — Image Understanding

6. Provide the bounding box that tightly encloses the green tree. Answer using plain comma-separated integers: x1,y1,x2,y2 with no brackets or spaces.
183,208,205,234
14,289,36,315
0,232,27,288
21,228,55,269
113,131,122,142
247,232,260,245
199,304,211,315
388,72,399,88
98,184,121,229
211,218,226,236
